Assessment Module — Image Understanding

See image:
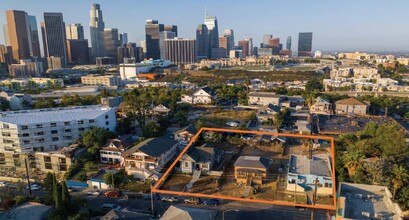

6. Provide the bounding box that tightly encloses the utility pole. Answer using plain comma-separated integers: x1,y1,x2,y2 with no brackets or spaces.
311,177,319,220
150,182,154,216
25,159,32,197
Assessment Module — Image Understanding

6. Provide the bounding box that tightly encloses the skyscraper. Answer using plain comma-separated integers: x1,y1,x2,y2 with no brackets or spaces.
164,38,197,65
27,15,41,57
298,32,313,57
42,12,68,66
3,25,10,46
196,24,209,59
164,25,178,37
119,33,128,45
67,39,89,64
66,23,84,40
263,34,273,48
117,43,139,63
90,4,105,57
238,38,253,57
286,36,292,50
205,15,219,50
159,31,176,60
224,29,234,48
104,28,120,62
219,36,229,57
145,19,164,59
270,38,280,55
6,10,32,63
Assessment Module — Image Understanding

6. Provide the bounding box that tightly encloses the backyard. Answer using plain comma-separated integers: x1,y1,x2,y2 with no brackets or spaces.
197,109,256,127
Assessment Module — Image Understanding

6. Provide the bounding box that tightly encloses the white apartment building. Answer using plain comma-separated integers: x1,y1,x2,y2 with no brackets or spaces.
353,67,380,79
0,105,116,153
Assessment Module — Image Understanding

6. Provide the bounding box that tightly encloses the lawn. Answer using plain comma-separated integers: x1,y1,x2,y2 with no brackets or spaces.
160,174,192,191
121,181,151,193
198,109,256,127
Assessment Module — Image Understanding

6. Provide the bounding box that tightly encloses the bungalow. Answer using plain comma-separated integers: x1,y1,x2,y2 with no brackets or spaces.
287,154,333,195
173,125,196,142
259,134,287,145
310,97,332,115
180,146,216,174
100,135,134,165
257,104,281,122
234,156,270,185
124,137,178,179
181,86,216,104
335,98,369,115
152,103,171,115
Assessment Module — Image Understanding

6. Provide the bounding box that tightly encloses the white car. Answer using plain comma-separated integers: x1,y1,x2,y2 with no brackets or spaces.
27,184,41,191
226,121,240,127
87,190,101,196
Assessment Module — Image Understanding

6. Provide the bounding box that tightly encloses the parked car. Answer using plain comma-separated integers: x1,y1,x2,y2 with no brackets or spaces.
203,199,220,206
226,121,240,127
27,183,41,191
162,196,179,202
87,190,101,196
184,198,200,204
104,190,122,197
101,204,121,211
0,182,7,187
143,194,161,200
124,193,143,199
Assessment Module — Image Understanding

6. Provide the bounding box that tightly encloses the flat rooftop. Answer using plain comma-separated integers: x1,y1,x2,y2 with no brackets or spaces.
339,183,401,220
289,154,331,177
0,105,112,125
318,115,395,134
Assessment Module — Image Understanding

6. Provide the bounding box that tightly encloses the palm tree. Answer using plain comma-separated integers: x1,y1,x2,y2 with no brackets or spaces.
244,79,250,96
391,165,409,198
343,150,365,178
305,93,316,109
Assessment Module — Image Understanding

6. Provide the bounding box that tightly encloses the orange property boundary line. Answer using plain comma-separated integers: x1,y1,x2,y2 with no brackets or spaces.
152,127,337,211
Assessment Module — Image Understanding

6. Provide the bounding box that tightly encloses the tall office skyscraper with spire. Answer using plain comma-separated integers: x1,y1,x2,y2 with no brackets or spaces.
205,15,219,50
90,4,105,57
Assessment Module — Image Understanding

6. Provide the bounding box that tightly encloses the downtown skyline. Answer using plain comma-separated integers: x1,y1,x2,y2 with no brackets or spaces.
1,0,409,52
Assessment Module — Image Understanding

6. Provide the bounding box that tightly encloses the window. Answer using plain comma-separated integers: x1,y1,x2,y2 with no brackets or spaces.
36,138,45,143
45,163,52,170
2,132,10,137
51,130,58,134
13,154,19,158
78,120,84,125
52,137,59,141
22,133,29,137
59,164,67,171
35,132,44,136
21,125,28,130
3,124,9,129
105,115,109,119
23,140,31,144
105,121,109,125
78,128,85,131
64,121,71,126
65,129,72,132
50,123,57,127
44,156,51,162
59,158,66,164
324,183,332,188
89,119,95,123
3,139,13,144
184,162,189,167
63,136,72,140
36,124,43,128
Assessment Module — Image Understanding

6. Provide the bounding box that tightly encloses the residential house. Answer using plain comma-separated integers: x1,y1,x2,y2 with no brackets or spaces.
180,146,216,174
88,170,114,189
124,137,178,180
234,156,270,185
287,154,333,195
310,97,332,115
173,125,196,142
100,135,134,164
152,103,171,115
259,134,286,145
335,98,369,115
2,202,53,220
248,92,283,106
101,209,151,220
256,104,281,122
181,86,216,104
160,205,217,220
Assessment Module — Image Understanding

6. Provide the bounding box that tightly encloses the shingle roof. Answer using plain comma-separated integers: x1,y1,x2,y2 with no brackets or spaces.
234,156,269,169
125,137,177,157
101,209,151,220
249,92,281,98
161,205,217,220
103,135,134,151
193,86,215,96
182,146,214,163
335,98,369,106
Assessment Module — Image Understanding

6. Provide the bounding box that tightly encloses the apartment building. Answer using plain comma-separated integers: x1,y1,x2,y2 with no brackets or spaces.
248,92,284,106
81,74,120,86
0,105,116,153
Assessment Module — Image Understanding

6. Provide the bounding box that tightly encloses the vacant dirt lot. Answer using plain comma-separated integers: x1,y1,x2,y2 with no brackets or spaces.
161,174,192,191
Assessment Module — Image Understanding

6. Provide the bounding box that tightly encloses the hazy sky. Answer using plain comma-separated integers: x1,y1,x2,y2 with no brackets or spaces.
1,0,409,52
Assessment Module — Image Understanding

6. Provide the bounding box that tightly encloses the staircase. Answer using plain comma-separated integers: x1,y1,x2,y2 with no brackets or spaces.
184,169,201,192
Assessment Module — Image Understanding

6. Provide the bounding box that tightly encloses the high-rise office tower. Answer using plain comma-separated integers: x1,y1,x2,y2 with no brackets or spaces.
66,23,84,40
298,32,313,57
164,38,197,65
140,40,146,54
196,24,209,59
286,36,292,50
27,15,41,57
219,36,229,57
159,31,176,60
119,33,128,45
0,45,12,64
238,39,252,57
205,15,219,50
6,10,32,63
263,34,273,48
90,4,105,57
270,38,280,55
164,25,178,37
117,43,141,63
3,25,10,46
145,19,164,59
104,28,120,62
42,12,68,66
224,29,234,48
67,39,89,64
